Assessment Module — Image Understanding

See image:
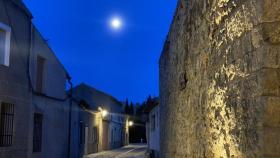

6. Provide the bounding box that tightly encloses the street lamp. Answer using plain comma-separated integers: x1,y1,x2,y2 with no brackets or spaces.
102,110,108,117
129,121,134,127
98,107,109,117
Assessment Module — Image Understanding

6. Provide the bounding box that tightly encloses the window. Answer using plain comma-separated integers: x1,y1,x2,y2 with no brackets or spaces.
36,56,45,93
0,103,14,147
0,22,11,66
151,114,156,132
33,113,43,152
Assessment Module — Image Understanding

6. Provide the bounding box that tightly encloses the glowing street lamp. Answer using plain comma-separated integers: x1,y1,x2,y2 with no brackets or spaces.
98,107,108,117
128,121,134,127
102,110,108,117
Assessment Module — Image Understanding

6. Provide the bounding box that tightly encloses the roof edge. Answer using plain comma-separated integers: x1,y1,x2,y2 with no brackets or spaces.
11,0,33,19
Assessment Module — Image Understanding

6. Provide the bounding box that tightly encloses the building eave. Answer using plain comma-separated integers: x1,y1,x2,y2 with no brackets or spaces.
11,0,33,19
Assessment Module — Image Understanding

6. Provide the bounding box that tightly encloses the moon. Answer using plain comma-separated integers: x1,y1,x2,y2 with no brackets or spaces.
110,18,122,29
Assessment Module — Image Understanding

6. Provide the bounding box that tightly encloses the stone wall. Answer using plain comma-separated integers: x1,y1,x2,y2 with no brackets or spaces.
159,0,280,157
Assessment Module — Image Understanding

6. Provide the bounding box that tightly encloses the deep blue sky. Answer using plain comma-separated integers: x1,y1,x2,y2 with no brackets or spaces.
24,0,177,103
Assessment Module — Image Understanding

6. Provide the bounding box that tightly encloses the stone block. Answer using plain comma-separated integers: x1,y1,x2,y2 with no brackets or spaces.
264,127,280,156
263,97,280,127
263,45,280,69
262,22,280,44
264,155,280,158
259,68,280,96
252,44,280,71
263,0,280,22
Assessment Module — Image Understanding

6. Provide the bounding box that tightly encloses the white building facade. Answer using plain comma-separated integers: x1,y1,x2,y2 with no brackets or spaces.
146,105,160,158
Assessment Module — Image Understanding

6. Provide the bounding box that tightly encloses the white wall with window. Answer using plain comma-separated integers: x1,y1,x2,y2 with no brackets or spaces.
0,22,11,67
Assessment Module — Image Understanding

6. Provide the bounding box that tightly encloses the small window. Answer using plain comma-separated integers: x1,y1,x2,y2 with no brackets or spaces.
33,113,43,152
0,103,14,147
36,56,45,93
0,22,11,67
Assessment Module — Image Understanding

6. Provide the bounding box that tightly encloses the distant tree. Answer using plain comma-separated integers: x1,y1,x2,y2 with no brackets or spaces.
141,101,147,109
125,98,129,106
146,95,154,107
147,95,152,103
135,103,144,116
129,102,134,115
124,98,130,114
144,95,159,112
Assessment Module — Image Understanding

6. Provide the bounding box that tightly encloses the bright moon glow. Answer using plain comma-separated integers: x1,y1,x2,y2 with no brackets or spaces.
111,18,122,29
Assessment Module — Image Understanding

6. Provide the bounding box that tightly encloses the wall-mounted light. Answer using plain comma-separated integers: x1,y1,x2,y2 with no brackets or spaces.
98,107,103,111
98,107,109,117
102,110,108,117
129,121,134,127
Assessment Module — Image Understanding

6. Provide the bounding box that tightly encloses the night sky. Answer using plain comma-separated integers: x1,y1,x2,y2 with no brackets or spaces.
23,0,177,103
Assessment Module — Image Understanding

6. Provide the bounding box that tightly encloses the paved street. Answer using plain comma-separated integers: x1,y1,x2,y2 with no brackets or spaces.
84,144,147,158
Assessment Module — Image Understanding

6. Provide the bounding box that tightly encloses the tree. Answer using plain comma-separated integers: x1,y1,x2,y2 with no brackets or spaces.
145,95,159,111
147,95,152,103
135,103,144,116
129,102,134,115
124,98,130,114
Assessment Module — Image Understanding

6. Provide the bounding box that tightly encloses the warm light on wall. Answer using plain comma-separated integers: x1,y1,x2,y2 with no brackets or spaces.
207,63,248,158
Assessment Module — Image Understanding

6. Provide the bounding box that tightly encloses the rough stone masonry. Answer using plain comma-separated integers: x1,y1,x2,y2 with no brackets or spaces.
159,0,280,157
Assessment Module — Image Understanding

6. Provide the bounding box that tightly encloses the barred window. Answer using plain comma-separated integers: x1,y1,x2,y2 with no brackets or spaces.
0,103,14,147
33,113,43,152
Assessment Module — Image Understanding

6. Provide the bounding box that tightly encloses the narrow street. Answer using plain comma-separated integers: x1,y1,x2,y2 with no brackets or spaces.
84,144,147,158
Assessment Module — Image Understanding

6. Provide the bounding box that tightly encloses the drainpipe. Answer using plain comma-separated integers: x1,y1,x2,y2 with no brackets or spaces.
28,22,35,90
67,75,73,158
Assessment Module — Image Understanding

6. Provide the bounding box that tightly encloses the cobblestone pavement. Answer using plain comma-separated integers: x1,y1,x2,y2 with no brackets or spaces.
84,144,147,158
